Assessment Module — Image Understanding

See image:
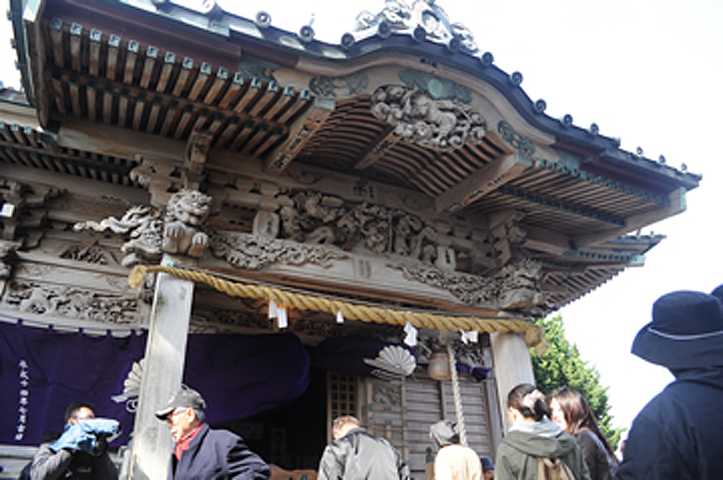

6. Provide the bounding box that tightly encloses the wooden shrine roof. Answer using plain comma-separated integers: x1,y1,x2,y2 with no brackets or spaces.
1,0,703,312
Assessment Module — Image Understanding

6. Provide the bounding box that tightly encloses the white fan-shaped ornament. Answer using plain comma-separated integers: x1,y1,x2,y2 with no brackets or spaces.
112,358,145,412
364,345,416,379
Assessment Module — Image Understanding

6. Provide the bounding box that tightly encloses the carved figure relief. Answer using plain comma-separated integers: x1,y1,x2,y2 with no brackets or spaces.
370,85,486,152
349,0,479,54
2,281,140,324
490,211,527,267
59,242,118,265
276,190,454,266
495,260,545,311
371,381,402,408
74,190,211,267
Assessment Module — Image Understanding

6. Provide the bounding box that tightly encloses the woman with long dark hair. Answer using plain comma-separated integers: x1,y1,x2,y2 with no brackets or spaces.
549,388,618,480
495,384,590,480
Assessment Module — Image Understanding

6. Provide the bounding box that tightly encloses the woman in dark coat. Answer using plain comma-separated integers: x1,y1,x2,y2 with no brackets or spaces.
494,383,590,480
549,388,617,480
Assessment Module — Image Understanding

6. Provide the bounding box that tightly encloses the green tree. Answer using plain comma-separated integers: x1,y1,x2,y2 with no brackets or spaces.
531,315,623,448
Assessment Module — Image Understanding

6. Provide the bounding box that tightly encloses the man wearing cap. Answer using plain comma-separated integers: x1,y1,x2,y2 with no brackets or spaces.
617,290,723,479
430,420,482,480
155,386,269,479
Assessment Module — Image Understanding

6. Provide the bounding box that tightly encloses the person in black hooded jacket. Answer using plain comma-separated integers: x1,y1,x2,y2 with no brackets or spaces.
617,290,723,479
317,415,409,480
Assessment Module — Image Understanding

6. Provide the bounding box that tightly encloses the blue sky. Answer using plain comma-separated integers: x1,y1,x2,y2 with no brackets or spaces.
2,0,721,434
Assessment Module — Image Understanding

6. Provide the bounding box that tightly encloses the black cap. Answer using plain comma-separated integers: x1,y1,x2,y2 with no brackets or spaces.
154,386,206,421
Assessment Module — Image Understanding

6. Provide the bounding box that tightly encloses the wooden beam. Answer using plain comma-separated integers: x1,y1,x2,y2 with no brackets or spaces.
574,187,687,248
264,98,334,174
435,153,532,213
354,126,400,170
57,118,185,161
0,137,130,176
0,163,148,204
523,225,572,256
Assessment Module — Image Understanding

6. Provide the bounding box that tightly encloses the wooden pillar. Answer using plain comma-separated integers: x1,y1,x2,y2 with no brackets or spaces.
490,332,534,431
129,256,195,480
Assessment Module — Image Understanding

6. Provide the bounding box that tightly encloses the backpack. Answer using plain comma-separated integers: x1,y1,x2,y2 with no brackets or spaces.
537,457,576,480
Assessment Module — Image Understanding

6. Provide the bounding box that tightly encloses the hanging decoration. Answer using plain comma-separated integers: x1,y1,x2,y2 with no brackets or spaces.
427,351,452,381
364,345,416,381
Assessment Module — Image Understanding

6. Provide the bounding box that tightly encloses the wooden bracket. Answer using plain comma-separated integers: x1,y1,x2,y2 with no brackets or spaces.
264,98,334,174
184,130,213,188
354,126,400,170
436,153,532,213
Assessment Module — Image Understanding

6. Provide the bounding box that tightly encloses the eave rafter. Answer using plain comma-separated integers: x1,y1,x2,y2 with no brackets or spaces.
573,187,686,248
435,152,532,213
497,184,627,227
49,68,289,141
264,98,334,174
0,120,134,180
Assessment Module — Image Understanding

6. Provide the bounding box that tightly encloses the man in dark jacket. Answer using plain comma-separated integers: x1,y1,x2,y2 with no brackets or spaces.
155,386,269,480
30,402,118,480
317,415,409,480
617,290,723,479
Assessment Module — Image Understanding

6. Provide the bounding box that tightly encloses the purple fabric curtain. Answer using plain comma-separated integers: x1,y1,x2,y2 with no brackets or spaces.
0,321,309,446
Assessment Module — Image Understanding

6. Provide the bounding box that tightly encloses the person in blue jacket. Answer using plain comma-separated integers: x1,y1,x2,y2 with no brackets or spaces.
617,290,723,479
155,386,269,480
